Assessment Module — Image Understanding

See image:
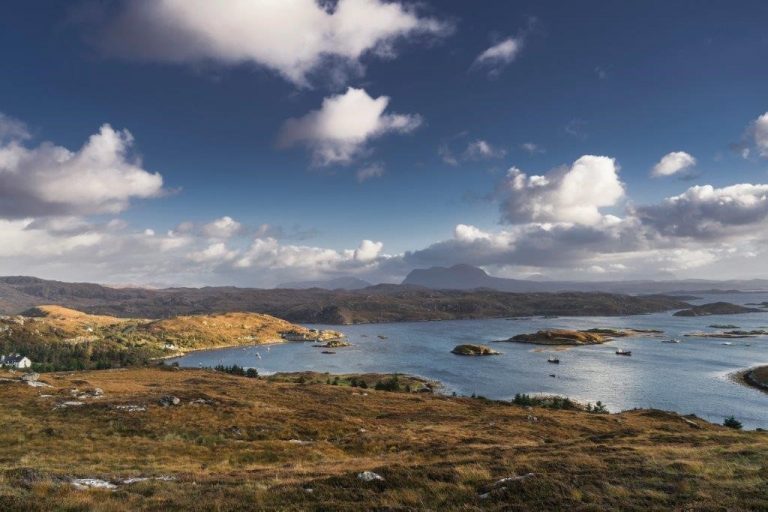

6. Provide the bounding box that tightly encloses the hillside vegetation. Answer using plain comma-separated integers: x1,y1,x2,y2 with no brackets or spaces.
0,276,692,324
0,306,336,371
0,367,766,510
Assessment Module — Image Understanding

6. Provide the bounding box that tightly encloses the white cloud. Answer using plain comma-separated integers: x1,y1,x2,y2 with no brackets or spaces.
202,216,242,239
279,87,421,165
473,37,522,75
353,239,383,262
438,143,459,166
0,113,30,141
0,121,164,218
356,162,385,182
520,142,543,155
499,156,625,226
651,151,696,177
464,139,506,160
188,242,239,263
754,112,768,157
235,237,363,272
99,0,449,86
636,183,768,239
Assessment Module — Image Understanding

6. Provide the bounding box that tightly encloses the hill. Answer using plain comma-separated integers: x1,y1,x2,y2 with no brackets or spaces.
276,276,372,290
0,276,691,324
0,306,337,371
0,366,766,510
673,302,763,317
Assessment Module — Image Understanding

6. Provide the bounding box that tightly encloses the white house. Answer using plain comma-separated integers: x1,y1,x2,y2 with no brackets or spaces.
0,354,32,369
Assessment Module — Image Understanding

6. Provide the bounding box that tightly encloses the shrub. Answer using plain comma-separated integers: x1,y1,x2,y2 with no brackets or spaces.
374,376,402,392
723,416,743,430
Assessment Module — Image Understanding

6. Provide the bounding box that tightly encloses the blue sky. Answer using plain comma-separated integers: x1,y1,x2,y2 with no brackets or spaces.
0,0,766,286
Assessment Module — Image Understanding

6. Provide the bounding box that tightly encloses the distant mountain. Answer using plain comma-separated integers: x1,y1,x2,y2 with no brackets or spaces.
277,276,372,290
402,264,768,294
403,264,546,292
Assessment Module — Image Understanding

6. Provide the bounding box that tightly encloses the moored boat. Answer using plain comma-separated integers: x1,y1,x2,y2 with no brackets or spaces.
615,349,632,356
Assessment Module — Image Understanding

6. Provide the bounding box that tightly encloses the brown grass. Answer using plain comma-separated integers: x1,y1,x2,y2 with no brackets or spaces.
1,367,767,511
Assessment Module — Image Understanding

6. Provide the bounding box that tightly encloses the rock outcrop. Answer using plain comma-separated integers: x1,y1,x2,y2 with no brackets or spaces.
451,344,500,356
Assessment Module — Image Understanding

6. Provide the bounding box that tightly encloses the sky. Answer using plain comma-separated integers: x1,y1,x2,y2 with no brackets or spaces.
0,0,767,287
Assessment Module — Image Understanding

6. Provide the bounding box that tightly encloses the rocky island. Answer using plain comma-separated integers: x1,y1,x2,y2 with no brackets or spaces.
497,329,609,346
451,344,500,356
673,302,762,317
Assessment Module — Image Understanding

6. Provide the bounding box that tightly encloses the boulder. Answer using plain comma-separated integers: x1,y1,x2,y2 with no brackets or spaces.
358,471,384,482
159,396,181,407
20,372,40,382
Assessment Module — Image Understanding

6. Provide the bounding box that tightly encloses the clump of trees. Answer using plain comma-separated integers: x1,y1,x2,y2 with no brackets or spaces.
511,393,605,412
0,336,153,372
213,364,258,378
723,416,743,430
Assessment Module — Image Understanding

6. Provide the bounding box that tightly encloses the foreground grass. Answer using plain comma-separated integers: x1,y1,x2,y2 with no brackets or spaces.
1,368,767,511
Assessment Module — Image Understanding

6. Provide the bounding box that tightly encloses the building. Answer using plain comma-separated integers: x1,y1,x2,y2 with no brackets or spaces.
0,354,32,369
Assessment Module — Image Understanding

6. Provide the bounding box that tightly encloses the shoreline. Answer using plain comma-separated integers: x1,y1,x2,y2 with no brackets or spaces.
730,365,768,394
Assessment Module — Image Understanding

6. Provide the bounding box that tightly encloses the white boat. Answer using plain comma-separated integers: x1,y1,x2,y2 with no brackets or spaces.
721,342,733,346
615,349,632,356
661,338,681,344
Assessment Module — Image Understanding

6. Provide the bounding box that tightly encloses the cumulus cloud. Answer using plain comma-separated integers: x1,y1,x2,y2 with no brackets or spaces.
0,121,164,218
279,87,421,165
97,0,449,86
635,183,768,239
473,37,522,76
187,242,239,263
498,156,625,225
651,151,696,177
202,216,242,239
356,162,385,182
353,239,383,262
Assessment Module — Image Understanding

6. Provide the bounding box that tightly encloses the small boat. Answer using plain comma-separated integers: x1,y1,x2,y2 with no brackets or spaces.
549,374,556,378
321,350,336,355
615,349,632,356
547,357,560,364
255,352,262,359
721,342,733,346
377,335,388,340
661,338,681,344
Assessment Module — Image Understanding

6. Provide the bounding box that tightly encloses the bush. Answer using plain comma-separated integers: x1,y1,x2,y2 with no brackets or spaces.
724,416,743,430
213,365,258,378
512,393,580,411
586,401,609,414
374,375,402,392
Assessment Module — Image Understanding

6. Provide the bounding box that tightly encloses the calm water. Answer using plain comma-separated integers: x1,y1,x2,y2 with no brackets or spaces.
170,293,768,429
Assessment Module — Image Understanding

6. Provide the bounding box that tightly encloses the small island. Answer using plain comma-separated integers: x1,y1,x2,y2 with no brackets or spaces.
497,329,608,346
451,344,500,356
673,302,762,317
